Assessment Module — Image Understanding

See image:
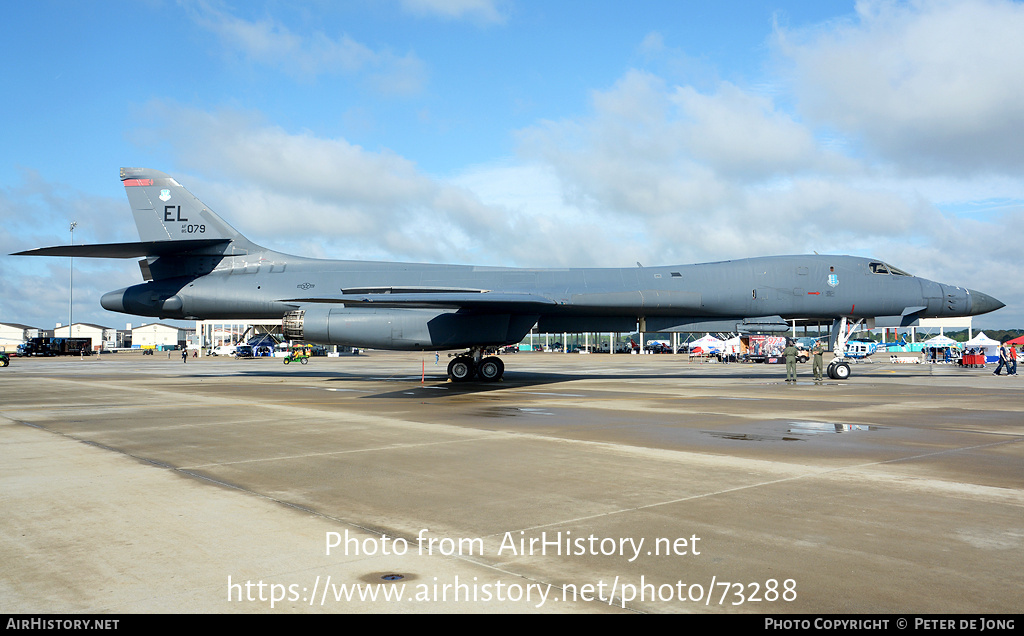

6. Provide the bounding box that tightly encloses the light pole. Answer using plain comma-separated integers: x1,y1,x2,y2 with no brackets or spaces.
69,221,77,336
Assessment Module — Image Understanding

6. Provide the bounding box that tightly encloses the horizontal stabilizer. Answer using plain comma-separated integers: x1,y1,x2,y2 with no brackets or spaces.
12,238,231,259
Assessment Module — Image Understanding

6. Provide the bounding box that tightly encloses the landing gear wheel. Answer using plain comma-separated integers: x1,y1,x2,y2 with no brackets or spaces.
477,356,504,382
447,356,476,382
828,362,851,380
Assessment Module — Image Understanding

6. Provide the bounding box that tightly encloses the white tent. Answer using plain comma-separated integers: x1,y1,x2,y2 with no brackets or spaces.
923,335,959,348
965,332,1001,362
922,334,961,363
723,336,742,355
689,334,725,354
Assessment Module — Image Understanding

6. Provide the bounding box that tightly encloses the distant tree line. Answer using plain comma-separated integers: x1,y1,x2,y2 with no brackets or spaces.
930,329,1022,343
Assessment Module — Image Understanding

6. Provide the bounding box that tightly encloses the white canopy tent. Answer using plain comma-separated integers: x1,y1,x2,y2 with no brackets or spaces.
723,336,742,355
964,332,1001,362
922,334,961,363
923,335,959,348
689,334,725,354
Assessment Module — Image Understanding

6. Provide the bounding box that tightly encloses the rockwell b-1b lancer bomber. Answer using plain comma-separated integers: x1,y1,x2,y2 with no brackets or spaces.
15,168,1004,382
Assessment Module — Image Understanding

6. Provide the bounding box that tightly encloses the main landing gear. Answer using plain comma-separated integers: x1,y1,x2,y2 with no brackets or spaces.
447,348,505,382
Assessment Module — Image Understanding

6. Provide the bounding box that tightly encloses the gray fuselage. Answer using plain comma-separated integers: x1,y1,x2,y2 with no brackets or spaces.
101,250,996,350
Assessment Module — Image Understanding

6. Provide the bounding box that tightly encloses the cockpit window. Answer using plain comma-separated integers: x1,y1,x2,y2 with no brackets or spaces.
869,261,912,276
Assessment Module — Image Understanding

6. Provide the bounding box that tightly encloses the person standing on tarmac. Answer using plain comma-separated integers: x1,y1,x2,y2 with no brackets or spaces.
784,339,798,383
812,339,825,383
993,343,1008,376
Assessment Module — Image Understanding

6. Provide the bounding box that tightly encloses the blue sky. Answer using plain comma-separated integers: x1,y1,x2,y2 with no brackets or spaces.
2,0,1023,332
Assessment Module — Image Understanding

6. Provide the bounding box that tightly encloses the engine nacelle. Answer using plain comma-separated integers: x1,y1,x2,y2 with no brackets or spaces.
283,306,536,350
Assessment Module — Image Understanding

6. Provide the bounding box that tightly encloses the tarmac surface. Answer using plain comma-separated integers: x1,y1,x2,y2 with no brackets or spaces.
1,350,1021,614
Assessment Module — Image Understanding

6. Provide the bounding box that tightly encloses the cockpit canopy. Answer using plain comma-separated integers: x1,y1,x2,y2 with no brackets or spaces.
869,261,911,276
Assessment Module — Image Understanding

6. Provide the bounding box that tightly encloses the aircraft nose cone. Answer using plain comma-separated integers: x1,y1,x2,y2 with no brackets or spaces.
969,290,1004,316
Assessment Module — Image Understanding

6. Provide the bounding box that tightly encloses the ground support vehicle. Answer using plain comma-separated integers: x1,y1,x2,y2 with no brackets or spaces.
17,338,92,357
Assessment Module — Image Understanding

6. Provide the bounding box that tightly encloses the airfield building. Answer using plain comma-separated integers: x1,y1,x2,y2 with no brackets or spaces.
53,323,115,353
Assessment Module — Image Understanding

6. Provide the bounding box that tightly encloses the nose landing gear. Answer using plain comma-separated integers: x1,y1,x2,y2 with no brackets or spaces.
827,360,851,380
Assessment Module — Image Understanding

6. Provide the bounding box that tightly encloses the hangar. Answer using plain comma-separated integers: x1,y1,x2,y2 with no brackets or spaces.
131,323,190,350
0,323,42,353
53,323,114,352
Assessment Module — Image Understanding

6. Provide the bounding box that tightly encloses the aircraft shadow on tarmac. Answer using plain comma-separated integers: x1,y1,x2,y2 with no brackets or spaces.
210,367,893,400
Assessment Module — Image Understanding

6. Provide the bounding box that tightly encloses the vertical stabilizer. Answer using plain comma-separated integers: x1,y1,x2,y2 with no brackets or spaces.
119,167,253,248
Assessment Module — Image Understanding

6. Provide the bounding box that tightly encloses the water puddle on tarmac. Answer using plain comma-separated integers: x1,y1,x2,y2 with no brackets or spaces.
704,420,881,442
478,406,556,418
788,421,876,434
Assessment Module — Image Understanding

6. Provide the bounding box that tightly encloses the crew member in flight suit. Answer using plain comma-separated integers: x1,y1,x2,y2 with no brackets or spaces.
784,339,798,383
812,340,825,383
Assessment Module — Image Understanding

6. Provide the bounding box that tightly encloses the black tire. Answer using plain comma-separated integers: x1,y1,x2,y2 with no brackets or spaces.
447,357,475,382
284,358,290,365
478,356,504,382
828,362,851,380
300,357,308,365
0,358,8,367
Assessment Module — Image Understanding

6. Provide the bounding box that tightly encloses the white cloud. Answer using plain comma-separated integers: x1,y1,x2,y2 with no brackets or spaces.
0,172,151,329
185,1,428,93
637,31,666,57
132,102,525,265
5,2,1020,332
87,3,1024,328
507,54,1021,326
516,70,850,221
670,82,848,179
776,0,1024,175
399,0,507,24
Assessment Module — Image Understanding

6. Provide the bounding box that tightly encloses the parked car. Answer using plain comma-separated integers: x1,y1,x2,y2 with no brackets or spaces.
645,342,672,354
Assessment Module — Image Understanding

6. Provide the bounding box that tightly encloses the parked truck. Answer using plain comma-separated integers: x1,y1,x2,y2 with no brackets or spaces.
17,337,93,357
